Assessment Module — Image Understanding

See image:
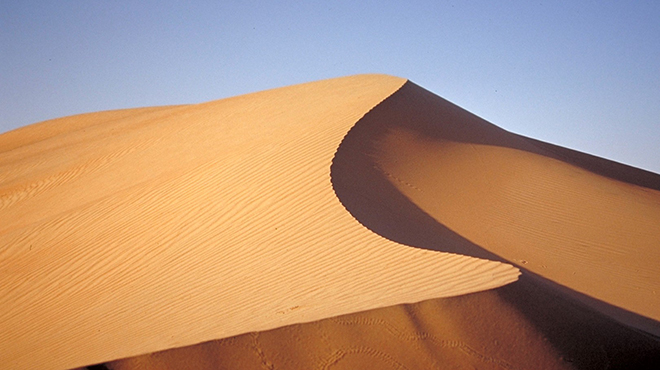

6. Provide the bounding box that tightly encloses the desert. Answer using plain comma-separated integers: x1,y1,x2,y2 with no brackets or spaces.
1,74,659,369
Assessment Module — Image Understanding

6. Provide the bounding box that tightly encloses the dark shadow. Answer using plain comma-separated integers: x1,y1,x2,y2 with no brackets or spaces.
86,364,109,370
330,81,660,368
498,275,660,369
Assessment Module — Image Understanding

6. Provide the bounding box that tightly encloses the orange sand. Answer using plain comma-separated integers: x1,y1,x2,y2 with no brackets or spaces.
2,75,659,369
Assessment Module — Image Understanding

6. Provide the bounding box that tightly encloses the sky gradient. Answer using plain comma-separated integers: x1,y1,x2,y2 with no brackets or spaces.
2,1,659,173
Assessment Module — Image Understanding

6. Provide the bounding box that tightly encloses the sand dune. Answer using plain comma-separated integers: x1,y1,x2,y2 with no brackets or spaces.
2,74,659,369
0,75,519,370
109,76,660,370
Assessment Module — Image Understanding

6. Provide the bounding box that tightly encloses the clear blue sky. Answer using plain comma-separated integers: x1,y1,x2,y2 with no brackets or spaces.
2,1,659,173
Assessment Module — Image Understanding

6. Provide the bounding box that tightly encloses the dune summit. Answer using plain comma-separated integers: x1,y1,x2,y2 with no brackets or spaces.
1,74,659,369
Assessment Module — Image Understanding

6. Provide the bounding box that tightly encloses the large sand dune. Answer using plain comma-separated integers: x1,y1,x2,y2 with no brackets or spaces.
2,75,659,369
1,75,518,370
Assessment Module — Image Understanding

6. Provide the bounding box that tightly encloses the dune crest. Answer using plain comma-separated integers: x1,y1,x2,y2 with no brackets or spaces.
332,80,660,336
0,75,519,370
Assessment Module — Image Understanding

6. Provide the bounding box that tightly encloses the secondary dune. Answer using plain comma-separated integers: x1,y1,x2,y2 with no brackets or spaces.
108,275,660,370
0,75,520,370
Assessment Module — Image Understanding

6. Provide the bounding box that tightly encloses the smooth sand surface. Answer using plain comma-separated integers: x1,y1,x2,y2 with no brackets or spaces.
0,75,521,370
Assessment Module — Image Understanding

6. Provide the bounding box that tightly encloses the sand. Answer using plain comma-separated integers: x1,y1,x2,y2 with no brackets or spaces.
0,75,517,370
107,276,660,370
333,81,660,335
1,74,659,369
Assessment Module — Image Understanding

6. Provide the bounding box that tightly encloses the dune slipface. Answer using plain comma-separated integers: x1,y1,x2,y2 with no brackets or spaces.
0,75,521,370
332,80,660,336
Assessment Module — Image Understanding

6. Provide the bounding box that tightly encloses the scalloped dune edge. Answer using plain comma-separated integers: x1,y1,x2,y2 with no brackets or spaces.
0,75,521,370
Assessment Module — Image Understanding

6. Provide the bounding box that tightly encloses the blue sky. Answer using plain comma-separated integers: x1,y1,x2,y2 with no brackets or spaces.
2,1,659,173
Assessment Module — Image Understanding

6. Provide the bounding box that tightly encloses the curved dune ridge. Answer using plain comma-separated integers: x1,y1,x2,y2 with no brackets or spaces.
0,75,521,370
331,80,660,335
109,77,660,369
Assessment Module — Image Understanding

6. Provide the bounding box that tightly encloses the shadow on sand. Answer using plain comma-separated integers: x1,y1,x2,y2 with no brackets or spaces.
330,81,660,369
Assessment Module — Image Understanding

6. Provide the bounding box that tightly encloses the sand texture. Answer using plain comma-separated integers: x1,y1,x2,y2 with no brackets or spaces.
0,75,521,370
108,276,660,370
108,79,660,369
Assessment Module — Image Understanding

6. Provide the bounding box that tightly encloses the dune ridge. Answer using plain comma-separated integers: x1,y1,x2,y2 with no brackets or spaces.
331,80,660,335
0,75,519,370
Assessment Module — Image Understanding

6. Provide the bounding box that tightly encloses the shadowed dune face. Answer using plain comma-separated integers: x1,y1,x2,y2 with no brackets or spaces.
109,286,572,370
331,81,660,336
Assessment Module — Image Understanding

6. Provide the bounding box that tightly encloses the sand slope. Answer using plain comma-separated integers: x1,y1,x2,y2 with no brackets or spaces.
0,75,520,370
333,81,660,335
